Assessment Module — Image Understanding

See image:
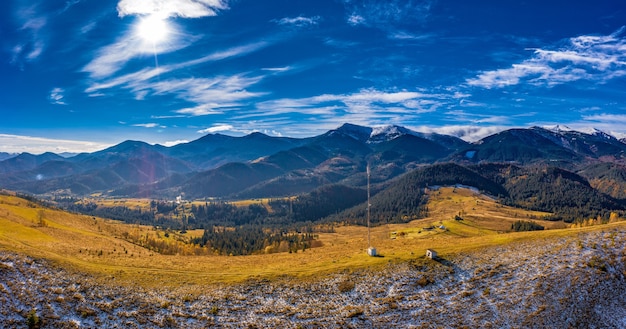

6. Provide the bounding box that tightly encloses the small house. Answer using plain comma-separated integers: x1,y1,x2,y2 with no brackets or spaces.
367,246,377,257
426,249,437,259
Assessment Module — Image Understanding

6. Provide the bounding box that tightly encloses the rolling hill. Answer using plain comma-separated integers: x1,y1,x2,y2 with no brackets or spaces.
0,183,624,327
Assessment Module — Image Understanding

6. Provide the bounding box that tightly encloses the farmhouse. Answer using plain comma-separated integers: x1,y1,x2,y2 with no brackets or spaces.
426,249,437,259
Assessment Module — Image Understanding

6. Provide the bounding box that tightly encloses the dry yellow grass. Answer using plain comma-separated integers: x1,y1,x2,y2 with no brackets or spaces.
85,198,154,211
0,188,622,288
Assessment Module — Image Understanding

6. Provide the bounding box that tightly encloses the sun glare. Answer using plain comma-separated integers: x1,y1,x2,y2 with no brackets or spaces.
136,14,170,45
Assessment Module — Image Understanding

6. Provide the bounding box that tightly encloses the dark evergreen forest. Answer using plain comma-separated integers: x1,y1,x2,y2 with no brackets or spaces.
55,162,626,255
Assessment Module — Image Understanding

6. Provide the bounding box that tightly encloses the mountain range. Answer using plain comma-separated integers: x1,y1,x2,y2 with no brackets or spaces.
1,124,626,202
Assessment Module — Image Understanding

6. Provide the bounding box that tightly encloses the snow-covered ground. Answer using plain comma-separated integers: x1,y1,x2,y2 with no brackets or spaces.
1,228,625,328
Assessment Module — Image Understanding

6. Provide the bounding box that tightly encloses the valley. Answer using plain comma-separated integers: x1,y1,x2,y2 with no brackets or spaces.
0,188,625,328
1,123,626,327
4,0,626,324
0,187,617,285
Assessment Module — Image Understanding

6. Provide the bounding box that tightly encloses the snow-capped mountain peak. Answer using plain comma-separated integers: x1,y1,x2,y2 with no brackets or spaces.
541,125,616,140
542,125,576,133
369,125,422,143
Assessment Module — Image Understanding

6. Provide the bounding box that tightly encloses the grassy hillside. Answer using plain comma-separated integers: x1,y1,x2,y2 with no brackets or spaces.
0,189,622,287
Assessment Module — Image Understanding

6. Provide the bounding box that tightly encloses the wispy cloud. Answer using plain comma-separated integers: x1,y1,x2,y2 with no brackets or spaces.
467,27,626,89
60,0,83,14
84,0,238,80
582,113,626,125
388,31,433,41
347,14,365,26
132,123,165,128
10,5,48,65
413,125,510,142
343,0,433,30
85,41,268,94
82,24,193,79
274,16,321,28
117,0,229,18
49,87,67,105
253,88,454,129
262,66,291,72
256,89,422,113
177,104,223,116
84,42,269,117
154,75,266,115
324,38,358,48
162,139,189,147
198,124,234,134
0,134,110,154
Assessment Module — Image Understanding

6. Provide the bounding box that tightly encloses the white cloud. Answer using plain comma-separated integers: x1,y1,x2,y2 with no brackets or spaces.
25,40,44,60
466,64,545,88
85,1,240,80
148,75,266,115
162,139,189,147
582,113,626,125
132,123,164,128
413,125,510,142
198,124,234,134
274,16,321,27
176,104,223,116
178,41,269,68
324,38,358,48
85,42,267,93
0,134,110,154
82,26,190,79
388,31,432,40
10,7,48,64
262,66,291,72
49,87,67,105
117,0,229,18
83,40,269,114
347,14,365,26
89,70,266,118
252,88,454,127
467,28,626,89
343,0,433,29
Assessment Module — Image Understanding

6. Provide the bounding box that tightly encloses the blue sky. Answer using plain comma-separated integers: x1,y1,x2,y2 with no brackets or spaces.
1,0,625,153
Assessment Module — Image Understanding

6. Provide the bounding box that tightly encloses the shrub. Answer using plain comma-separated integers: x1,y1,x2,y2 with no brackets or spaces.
338,279,355,293
587,256,607,272
26,309,41,329
416,276,432,287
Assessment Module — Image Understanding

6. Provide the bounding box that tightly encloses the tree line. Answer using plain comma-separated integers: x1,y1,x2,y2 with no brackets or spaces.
191,225,316,256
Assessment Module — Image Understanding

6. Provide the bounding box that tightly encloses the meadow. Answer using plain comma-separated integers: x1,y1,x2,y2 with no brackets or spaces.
0,187,621,287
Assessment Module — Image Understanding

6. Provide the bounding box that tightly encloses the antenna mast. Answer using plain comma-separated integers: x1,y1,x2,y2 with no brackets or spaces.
367,164,371,248
366,164,377,256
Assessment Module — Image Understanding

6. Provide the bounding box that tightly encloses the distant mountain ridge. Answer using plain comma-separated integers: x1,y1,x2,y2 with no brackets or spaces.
0,123,625,199
0,152,17,162
455,126,626,166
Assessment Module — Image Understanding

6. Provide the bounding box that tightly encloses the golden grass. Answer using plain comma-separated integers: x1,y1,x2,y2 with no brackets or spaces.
88,196,291,213
86,198,154,211
0,188,623,287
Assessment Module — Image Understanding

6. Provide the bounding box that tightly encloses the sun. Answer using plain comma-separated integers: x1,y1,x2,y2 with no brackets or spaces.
135,14,170,45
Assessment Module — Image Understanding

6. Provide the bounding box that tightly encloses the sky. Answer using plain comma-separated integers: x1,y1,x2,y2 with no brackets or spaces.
1,0,626,154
